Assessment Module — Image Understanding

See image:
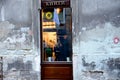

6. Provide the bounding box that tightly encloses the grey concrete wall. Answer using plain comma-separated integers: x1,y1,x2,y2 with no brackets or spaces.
71,0,120,80
0,0,40,80
2,0,120,80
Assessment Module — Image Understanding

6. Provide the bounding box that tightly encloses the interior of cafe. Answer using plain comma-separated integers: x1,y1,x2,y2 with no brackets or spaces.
41,8,72,62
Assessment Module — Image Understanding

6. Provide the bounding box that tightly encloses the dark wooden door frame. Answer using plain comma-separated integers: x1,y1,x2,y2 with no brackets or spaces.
39,7,73,80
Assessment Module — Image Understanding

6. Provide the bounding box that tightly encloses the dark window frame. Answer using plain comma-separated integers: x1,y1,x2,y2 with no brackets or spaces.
40,4,72,63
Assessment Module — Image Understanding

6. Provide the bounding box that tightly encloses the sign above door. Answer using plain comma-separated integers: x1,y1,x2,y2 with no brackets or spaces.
41,0,70,8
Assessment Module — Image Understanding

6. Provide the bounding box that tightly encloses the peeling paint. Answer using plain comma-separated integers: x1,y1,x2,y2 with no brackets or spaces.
2,56,39,80
0,0,40,80
72,0,120,80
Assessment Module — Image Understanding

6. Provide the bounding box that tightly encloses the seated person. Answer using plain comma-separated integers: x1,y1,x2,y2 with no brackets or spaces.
59,34,70,61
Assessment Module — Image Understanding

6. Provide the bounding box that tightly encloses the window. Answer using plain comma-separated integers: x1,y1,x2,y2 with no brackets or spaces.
41,8,72,62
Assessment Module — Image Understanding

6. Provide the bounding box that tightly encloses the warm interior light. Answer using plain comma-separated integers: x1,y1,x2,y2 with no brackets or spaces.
43,22,56,28
43,32,57,48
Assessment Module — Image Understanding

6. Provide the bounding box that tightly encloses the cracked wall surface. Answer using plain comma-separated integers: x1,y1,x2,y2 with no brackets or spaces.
72,0,120,80
0,0,40,80
1,0,120,80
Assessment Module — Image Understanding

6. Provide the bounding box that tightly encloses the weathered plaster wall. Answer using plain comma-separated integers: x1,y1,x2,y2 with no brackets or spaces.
0,0,40,80
72,0,120,80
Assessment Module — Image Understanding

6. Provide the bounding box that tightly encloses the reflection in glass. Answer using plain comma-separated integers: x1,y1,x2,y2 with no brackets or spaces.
42,8,72,62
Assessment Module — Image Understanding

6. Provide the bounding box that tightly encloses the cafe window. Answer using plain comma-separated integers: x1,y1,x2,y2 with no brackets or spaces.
41,8,72,62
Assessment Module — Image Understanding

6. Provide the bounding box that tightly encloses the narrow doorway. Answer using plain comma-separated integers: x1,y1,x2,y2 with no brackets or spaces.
40,0,73,80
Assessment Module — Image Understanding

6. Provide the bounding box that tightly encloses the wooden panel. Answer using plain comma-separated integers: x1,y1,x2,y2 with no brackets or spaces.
43,67,71,78
41,62,73,80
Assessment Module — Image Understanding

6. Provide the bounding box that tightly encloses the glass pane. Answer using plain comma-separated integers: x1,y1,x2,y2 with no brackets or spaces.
42,8,72,62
